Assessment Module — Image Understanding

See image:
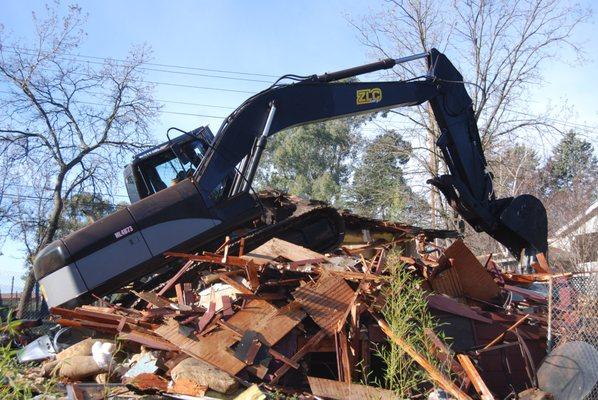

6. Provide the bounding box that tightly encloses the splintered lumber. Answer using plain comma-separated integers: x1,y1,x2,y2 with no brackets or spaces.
154,299,305,376
292,272,355,335
457,354,495,400
335,329,352,383
424,328,470,389
242,238,327,265
374,316,472,400
307,376,396,400
218,274,253,295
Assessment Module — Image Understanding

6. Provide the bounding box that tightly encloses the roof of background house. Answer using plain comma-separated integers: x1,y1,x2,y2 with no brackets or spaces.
551,200,598,240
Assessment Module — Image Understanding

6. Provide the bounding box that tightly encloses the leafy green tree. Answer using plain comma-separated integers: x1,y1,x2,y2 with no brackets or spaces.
257,118,361,205
541,131,597,195
350,130,429,223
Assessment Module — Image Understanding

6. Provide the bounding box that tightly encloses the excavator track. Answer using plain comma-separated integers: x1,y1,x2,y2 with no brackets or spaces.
225,190,345,254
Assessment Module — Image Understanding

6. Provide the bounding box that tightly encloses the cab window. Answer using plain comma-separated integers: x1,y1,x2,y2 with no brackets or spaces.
137,138,207,196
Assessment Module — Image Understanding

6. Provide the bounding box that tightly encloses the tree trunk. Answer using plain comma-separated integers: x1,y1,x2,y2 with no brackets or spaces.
427,106,441,229
16,174,65,318
15,269,36,318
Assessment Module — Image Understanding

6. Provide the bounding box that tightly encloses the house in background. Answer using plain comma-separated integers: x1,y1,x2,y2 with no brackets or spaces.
549,200,598,271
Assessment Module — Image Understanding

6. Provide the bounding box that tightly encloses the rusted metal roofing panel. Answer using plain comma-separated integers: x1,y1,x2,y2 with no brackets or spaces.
431,265,464,298
444,239,501,302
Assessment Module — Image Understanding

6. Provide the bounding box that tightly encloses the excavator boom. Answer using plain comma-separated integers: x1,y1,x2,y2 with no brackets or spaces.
194,48,548,258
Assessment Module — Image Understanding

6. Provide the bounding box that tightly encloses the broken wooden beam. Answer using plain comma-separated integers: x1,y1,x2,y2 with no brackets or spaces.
373,314,472,400
457,354,494,400
481,314,530,351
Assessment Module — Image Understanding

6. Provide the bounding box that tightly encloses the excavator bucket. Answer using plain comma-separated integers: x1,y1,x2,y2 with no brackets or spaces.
495,194,548,258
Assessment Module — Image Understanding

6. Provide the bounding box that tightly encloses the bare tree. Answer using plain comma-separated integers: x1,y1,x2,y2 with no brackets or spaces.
0,4,160,317
351,0,589,231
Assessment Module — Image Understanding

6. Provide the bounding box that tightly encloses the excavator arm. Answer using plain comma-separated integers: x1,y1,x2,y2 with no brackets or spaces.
193,49,548,259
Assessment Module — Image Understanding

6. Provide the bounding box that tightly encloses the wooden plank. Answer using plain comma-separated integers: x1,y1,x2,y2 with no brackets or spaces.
336,330,352,383
221,235,230,263
443,239,500,302
219,274,253,295
118,330,178,351
157,260,196,296
155,300,304,376
427,294,493,324
197,301,216,333
292,273,355,335
374,315,472,400
481,314,530,350
222,295,234,317
457,354,494,400
216,320,300,369
133,291,173,308
535,252,551,273
424,328,470,389
245,263,260,291
242,238,327,265
307,376,396,400
175,284,185,305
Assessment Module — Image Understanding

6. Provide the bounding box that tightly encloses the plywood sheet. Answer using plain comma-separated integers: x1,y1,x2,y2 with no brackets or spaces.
307,376,396,400
242,238,326,265
154,299,305,376
292,273,355,335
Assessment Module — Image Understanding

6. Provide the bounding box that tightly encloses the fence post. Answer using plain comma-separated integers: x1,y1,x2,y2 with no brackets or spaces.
35,282,40,312
547,275,553,352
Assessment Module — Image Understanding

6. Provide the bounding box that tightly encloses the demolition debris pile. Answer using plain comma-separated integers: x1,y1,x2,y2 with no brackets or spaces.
9,213,559,399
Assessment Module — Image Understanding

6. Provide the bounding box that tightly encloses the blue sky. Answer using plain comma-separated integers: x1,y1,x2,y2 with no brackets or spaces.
0,0,596,290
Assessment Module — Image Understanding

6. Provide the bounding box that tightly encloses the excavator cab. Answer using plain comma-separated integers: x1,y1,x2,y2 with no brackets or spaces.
124,126,214,202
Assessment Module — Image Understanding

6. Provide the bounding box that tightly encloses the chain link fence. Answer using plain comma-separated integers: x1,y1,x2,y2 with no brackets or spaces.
1,280,49,321
548,271,598,400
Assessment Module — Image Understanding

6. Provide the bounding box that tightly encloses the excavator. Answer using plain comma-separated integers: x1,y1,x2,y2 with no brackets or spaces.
33,49,548,308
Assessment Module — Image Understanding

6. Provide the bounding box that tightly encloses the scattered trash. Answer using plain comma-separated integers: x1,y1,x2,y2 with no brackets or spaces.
16,335,55,363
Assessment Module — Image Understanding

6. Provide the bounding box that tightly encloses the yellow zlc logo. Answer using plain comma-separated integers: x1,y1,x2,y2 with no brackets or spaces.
356,88,382,105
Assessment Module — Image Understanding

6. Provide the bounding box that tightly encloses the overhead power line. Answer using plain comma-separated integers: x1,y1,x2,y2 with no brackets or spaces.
1,47,595,130
4,47,279,79
0,89,229,119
